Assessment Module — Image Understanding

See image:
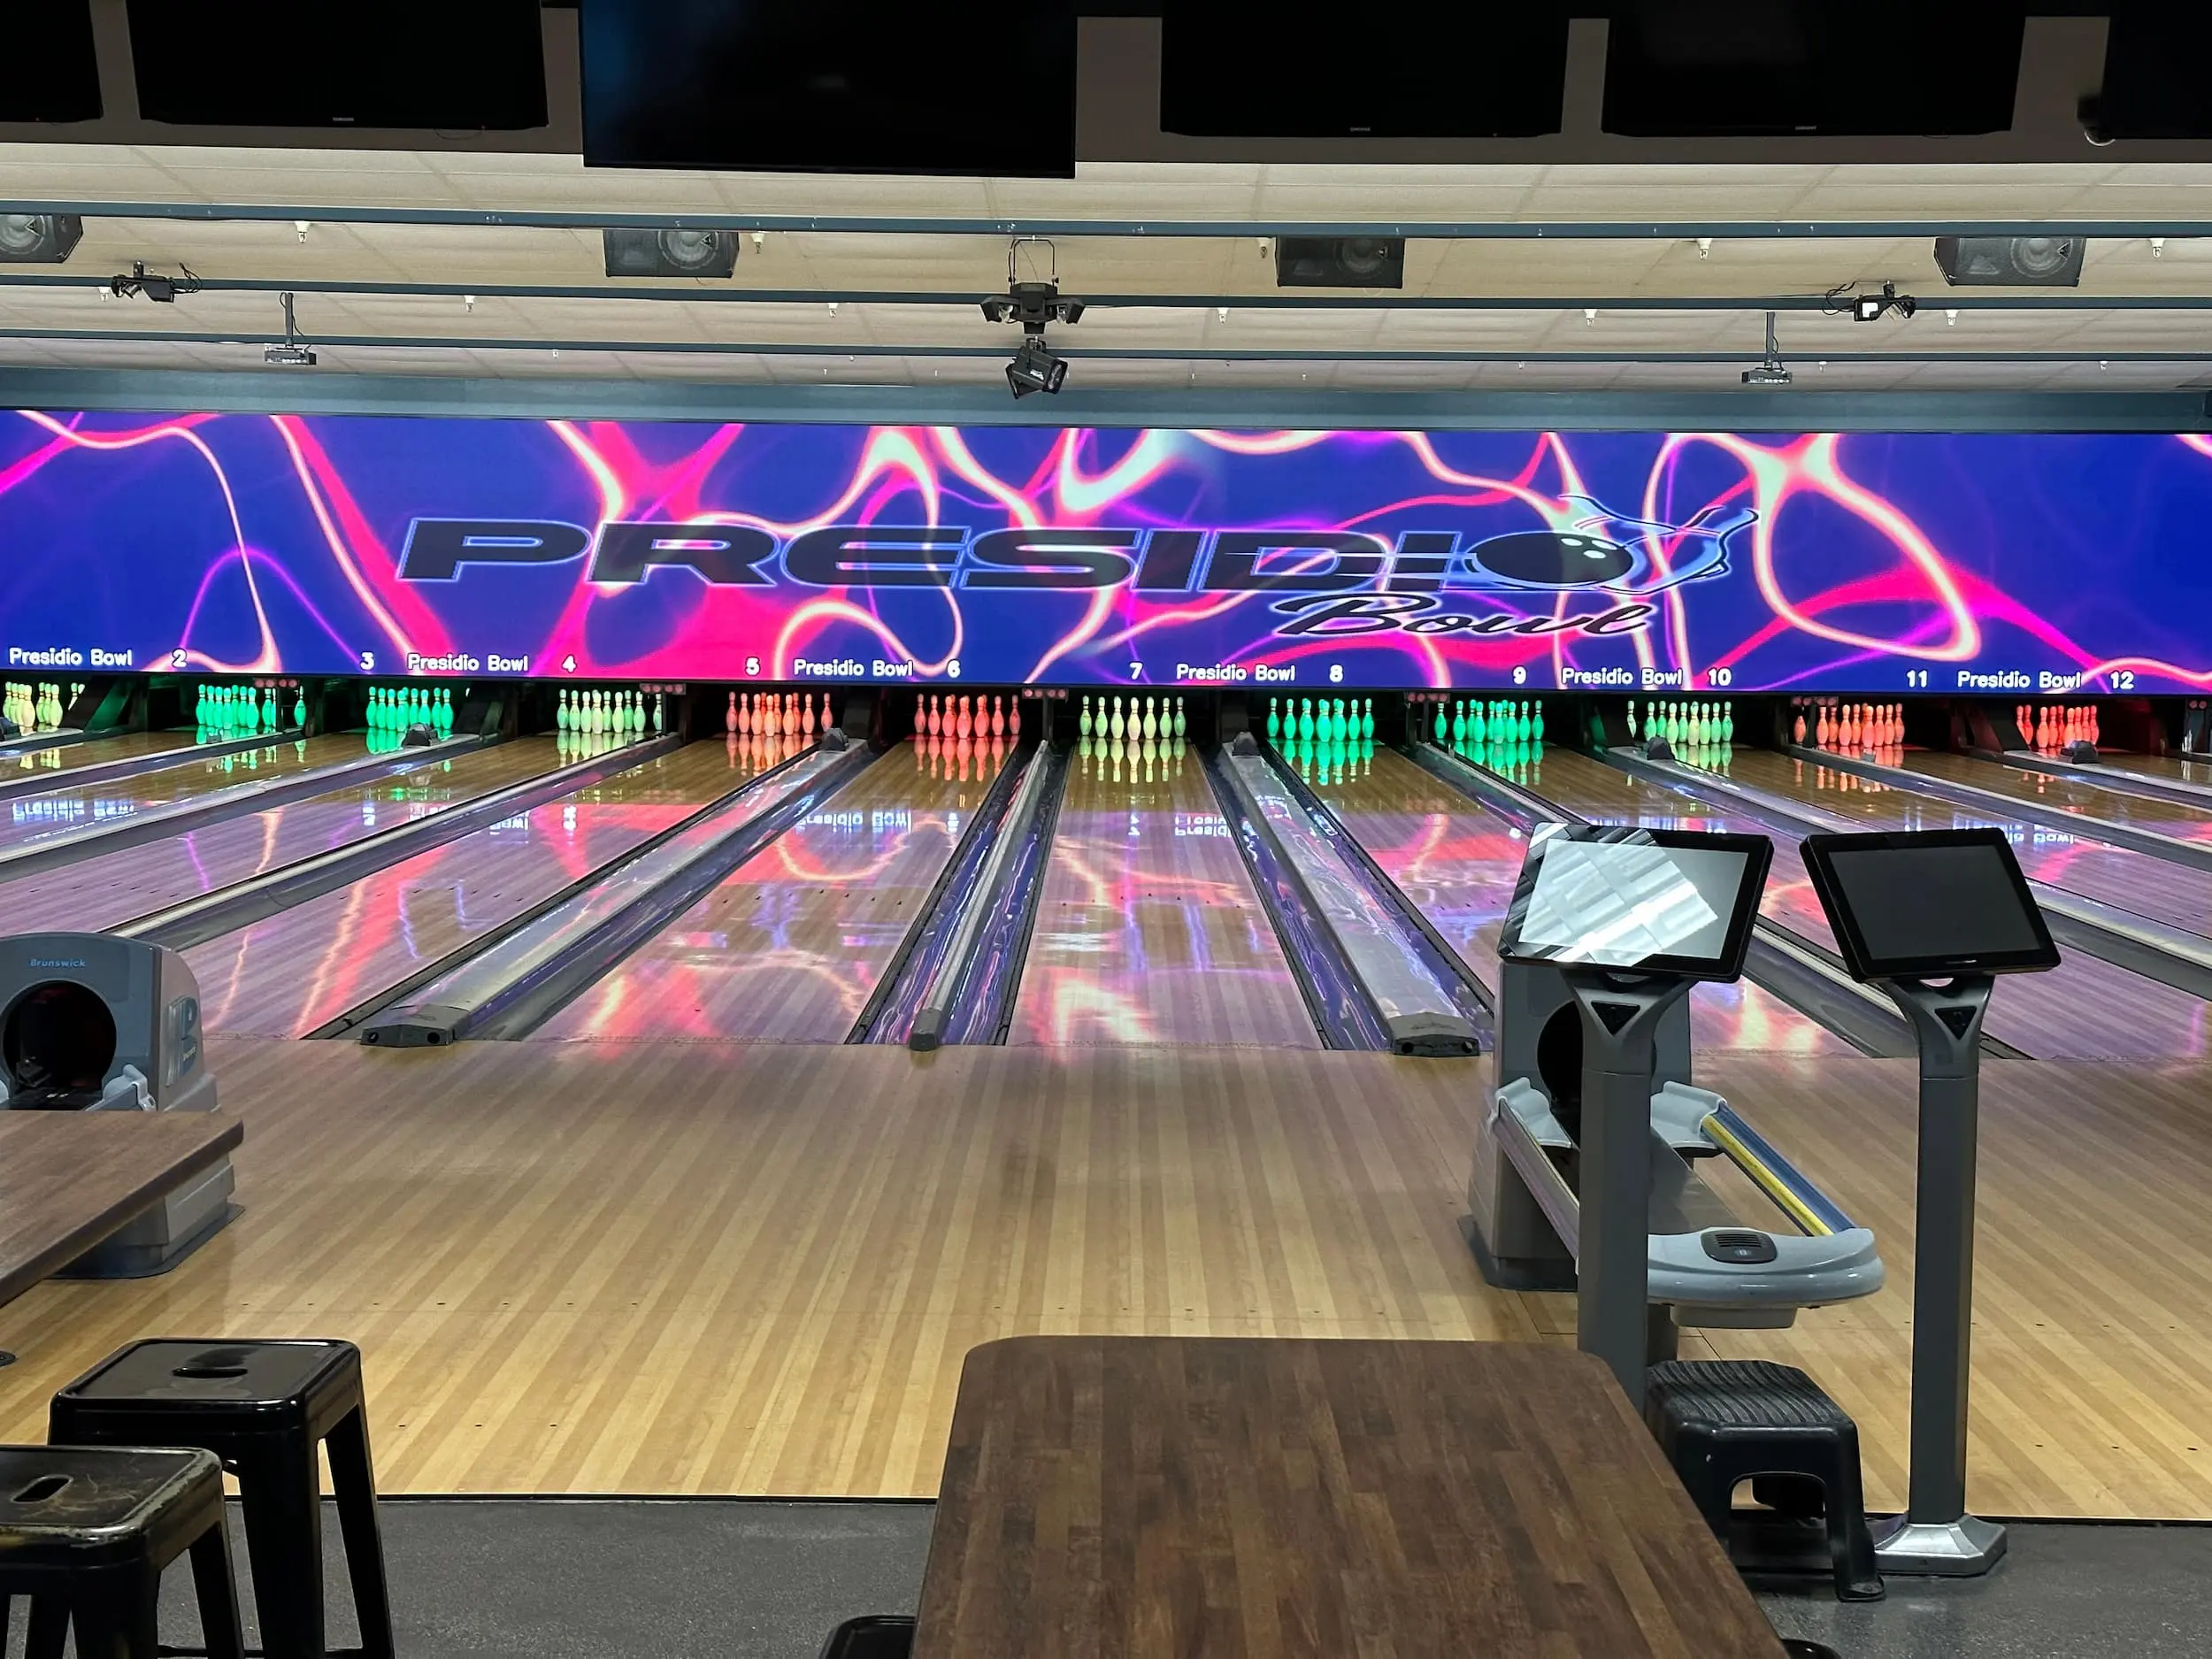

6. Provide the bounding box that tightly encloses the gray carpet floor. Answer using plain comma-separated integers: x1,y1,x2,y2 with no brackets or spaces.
11,1500,2208,1657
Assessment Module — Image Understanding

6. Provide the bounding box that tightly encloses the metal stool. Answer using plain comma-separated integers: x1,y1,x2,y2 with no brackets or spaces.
1646,1358,1883,1602
0,1443,244,1659
819,1614,916,1657
50,1338,393,1659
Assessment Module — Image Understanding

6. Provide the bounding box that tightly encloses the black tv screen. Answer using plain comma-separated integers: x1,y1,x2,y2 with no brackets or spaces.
1802,830,2059,980
1163,0,1570,138
1603,0,2025,137
127,0,546,129
2,2,101,123
580,0,1079,177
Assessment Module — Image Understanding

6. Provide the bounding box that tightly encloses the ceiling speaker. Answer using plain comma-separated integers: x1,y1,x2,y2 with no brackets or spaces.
0,215,84,265
1933,236,2085,287
1275,237,1405,289
603,229,741,280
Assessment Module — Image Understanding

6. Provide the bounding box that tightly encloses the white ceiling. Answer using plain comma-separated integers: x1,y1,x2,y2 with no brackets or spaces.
8,143,2212,394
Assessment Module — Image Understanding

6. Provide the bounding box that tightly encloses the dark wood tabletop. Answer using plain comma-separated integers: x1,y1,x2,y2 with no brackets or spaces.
915,1335,1785,1659
0,1110,242,1307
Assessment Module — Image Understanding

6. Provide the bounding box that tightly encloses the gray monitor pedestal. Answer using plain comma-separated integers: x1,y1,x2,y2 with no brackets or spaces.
1562,968,1694,1409
1870,973,2004,1576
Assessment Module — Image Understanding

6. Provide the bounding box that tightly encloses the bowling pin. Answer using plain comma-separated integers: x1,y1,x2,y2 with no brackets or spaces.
1080,695,1094,738
1110,698,1125,742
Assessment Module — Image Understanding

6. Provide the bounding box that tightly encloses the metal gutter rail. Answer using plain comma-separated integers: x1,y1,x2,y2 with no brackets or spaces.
358,744,870,1046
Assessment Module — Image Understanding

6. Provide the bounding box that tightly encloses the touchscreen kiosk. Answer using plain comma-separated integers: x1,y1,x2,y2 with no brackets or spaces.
1802,829,2059,983
1801,828,2057,1577
1498,826,1772,1399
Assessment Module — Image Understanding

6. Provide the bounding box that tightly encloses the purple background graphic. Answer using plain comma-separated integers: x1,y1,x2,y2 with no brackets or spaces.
4,411,2211,695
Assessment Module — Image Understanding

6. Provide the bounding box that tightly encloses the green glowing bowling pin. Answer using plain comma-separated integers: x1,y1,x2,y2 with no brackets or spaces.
292,689,307,730
1079,695,1093,738
1721,701,1734,743
1172,697,1187,740
1266,698,1281,741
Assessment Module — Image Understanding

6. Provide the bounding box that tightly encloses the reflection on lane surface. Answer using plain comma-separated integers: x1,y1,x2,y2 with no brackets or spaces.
534,735,1013,1043
1693,748,2210,1060
186,739,772,1037
0,739,567,934
1010,739,1319,1049
1732,749,2212,940
0,734,363,852
1308,746,1848,1055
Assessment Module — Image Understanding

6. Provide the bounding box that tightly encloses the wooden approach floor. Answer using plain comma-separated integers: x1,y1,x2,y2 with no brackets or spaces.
2,1039,2208,1520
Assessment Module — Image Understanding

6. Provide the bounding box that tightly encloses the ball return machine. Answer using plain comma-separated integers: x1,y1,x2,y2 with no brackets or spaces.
1471,825,1886,1401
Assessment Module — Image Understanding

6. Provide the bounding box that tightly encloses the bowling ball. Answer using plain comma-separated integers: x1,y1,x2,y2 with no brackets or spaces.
1470,530,1633,587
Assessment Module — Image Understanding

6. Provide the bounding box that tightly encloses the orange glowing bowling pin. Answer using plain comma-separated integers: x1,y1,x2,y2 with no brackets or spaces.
990,695,1005,739
726,691,739,733
1815,705,1829,748
818,693,832,733
1792,710,1807,745
2088,703,2101,745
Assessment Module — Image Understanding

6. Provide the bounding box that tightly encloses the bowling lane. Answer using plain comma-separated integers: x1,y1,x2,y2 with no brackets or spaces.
1527,749,1845,952
189,738,777,1037
1010,741,1321,1049
534,737,1012,1043
1342,749,1848,1055
1719,749,2212,1060
1,729,207,781
0,738,566,933
1888,750,2212,928
0,733,364,853
2094,752,2212,792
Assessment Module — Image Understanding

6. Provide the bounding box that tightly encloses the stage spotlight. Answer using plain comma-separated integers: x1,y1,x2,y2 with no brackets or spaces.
1006,334,1068,398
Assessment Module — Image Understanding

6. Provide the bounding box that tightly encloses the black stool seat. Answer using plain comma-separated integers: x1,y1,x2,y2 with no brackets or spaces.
0,1443,244,1659
51,1338,392,1659
1646,1359,1883,1602
819,1615,916,1657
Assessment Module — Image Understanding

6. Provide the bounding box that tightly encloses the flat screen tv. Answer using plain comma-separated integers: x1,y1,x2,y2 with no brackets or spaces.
581,0,1078,177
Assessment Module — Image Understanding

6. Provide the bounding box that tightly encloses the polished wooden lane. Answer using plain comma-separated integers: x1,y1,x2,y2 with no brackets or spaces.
4,1039,2209,1520
1722,749,2212,1058
1903,749,2212,841
916,1336,1783,1659
1313,748,1851,1054
1010,742,1320,1048
535,739,1010,1043
1,729,204,784
184,740,757,1036
0,739,566,933
0,734,364,853
0,1112,242,1308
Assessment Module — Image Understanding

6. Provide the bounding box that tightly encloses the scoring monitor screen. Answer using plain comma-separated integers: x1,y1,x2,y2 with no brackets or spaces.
1500,827,1770,979
1808,830,2060,979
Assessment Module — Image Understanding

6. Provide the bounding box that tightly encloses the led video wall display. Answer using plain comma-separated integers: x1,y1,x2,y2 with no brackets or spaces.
4,410,2210,696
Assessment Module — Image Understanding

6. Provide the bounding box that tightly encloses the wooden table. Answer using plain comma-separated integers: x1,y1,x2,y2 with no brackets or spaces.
0,1111,242,1307
916,1336,1784,1658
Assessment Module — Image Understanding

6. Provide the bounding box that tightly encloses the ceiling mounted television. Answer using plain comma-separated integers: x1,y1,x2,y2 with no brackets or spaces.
580,0,1079,177
1162,0,1570,138
1603,0,2025,137
126,0,546,129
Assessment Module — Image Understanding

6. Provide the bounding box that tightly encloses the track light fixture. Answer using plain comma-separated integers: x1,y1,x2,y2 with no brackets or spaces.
108,260,201,303
983,237,1082,399
1005,335,1069,399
